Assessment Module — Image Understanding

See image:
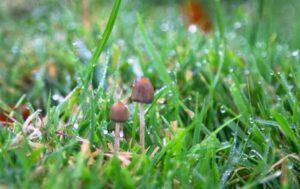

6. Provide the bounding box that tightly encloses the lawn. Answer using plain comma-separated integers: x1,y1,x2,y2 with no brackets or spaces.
0,0,300,188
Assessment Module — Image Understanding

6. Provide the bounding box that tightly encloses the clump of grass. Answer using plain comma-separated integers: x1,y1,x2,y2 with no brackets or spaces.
0,0,300,188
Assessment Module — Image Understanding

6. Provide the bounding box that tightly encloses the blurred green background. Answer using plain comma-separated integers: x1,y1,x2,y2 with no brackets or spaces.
0,0,299,106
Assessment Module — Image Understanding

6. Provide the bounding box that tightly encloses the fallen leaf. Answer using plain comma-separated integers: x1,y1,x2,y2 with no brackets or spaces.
181,0,213,33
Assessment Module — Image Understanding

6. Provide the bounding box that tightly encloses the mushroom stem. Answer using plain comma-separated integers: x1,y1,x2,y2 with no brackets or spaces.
139,103,145,151
114,122,121,151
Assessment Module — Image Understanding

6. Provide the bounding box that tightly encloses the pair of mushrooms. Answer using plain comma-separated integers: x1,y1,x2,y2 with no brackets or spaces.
109,77,154,152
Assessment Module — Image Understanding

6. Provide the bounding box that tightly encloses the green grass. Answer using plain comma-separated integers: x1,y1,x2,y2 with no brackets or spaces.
1,0,300,188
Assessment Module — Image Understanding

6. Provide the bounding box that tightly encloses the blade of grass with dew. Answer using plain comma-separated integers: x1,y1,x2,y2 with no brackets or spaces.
137,13,172,85
85,0,121,84
85,0,121,146
221,127,238,185
271,109,300,150
201,114,241,144
192,97,211,145
230,84,250,124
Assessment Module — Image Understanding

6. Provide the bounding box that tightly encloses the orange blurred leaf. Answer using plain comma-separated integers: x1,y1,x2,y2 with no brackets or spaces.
181,0,213,33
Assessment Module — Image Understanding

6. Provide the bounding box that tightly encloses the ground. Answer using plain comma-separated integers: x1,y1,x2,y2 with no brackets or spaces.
0,0,300,188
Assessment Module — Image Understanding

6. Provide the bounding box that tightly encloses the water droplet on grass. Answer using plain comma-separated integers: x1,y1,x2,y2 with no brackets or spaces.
288,163,293,170
291,50,299,57
244,69,250,75
249,116,255,124
233,22,242,29
160,22,171,32
276,96,281,102
188,24,197,33
265,138,270,143
103,129,108,135
247,129,252,135
220,105,226,114
196,61,202,67
52,94,63,102
218,51,224,56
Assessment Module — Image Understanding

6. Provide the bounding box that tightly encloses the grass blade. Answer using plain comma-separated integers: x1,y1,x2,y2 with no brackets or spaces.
137,13,172,85
85,0,122,83
271,110,300,150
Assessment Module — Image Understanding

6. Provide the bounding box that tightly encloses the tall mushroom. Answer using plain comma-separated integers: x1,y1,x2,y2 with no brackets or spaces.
131,77,154,151
110,101,129,151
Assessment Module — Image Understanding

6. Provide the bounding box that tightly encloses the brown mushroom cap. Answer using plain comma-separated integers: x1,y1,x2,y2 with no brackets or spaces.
131,77,154,104
110,101,129,122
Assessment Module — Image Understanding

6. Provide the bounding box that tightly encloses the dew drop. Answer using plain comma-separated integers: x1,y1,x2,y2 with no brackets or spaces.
244,69,250,75
291,50,299,57
233,22,242,29
276,96,281,102
196,61,202,67
288,163,293,170
249,116,255,124
218,51,224,56
103,129,108,135
220,105,226,114
52,94,63,102
160,22,171,32
247,129,252,135
188,24,197,33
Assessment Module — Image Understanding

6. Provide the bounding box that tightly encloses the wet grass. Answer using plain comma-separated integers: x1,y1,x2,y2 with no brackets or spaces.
0,0,300,188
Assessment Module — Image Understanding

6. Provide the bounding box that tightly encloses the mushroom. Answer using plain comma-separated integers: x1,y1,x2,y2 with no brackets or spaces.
131,77,154,151
110,101,129,151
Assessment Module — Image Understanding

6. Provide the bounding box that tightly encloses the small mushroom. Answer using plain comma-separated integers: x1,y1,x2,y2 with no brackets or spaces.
131,77,154,151
110,101,129,151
